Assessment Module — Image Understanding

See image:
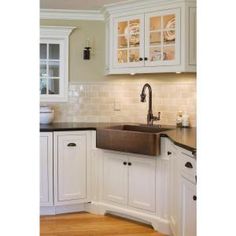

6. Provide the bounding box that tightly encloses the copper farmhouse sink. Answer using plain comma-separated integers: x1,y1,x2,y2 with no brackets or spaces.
96,125,173,156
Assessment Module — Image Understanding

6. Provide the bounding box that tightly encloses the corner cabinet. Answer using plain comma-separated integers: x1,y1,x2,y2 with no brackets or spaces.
104,0,196,74
40,26,75,102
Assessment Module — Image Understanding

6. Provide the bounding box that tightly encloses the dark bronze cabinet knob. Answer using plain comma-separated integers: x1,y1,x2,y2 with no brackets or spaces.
193,195,197,201
128,162,132,166
139,58,143,61
123,162,127,165
185,162,193,168
167,151,172,155
144,57,148,61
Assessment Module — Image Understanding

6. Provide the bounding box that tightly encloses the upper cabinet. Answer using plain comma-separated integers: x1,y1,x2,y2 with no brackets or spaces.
104,0,196,74
40,26,75,102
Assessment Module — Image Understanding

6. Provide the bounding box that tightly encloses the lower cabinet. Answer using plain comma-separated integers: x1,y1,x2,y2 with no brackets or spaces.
167,140,196,236
180,176,196,236
40,131,91,214
103,151,156,212
40,132,53,206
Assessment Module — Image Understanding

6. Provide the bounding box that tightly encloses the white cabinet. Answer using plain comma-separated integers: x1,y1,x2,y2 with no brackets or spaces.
40,131,92,215
166,139,196,236
40,26,75,102
103,151,156,212
103,152,128,205
105,0,196,74
180,177,196,236
40,132,53,206
54,131,91,205
167,141,180,236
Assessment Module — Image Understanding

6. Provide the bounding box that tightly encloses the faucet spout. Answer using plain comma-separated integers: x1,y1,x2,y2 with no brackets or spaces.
140,83,160,125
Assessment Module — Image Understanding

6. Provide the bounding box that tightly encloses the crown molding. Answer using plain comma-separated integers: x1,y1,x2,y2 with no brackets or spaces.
40,9,104,21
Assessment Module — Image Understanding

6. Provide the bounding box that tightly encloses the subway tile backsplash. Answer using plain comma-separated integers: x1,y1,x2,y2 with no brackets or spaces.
42,79,196,127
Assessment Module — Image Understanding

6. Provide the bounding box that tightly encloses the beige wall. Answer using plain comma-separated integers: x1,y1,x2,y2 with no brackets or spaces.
40,19,196,126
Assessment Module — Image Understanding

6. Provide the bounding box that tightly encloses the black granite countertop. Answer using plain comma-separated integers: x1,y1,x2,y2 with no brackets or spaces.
40,122,196,152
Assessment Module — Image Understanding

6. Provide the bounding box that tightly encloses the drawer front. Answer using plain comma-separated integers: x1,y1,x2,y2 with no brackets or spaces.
179,152,196,183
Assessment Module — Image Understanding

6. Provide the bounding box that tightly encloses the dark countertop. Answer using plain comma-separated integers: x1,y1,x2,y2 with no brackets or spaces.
40,122,196,152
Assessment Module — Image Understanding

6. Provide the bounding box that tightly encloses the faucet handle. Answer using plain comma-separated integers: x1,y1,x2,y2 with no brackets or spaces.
153,112,161,121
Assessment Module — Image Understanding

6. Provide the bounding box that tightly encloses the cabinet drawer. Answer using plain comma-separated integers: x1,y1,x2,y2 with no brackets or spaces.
179,152,196,183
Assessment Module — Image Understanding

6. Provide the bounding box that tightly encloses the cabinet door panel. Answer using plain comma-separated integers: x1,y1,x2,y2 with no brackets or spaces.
103,152,128,205
145,8,180,67
56,133,87,203
128,156,156,212
181,177,196,236
40,133,53,206
113,14,145,68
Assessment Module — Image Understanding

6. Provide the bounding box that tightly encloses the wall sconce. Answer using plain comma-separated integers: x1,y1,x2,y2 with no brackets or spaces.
83,38,91,60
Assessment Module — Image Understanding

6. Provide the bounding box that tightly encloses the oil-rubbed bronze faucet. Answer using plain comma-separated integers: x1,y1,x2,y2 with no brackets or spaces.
140,83,161,125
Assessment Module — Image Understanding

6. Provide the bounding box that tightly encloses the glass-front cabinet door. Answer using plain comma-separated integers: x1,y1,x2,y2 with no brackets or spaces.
145,9,180,66
40,40,64,97
113,15,144,68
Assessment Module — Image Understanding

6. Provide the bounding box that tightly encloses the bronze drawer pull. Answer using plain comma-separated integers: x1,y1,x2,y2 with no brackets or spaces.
67,143,76,147
185,162,193,168
193,195,197,201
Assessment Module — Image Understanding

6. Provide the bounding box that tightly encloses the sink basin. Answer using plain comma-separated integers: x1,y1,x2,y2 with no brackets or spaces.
96,124,173,156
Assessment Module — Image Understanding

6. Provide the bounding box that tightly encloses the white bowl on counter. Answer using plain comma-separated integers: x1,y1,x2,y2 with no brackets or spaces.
40,106,54,124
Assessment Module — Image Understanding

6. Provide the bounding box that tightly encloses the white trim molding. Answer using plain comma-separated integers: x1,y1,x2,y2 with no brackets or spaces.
40,9,104,21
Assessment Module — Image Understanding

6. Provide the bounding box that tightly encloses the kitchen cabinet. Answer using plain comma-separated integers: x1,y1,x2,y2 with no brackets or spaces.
166,140,196,236
103,151,156,212
40,132,53,206
105,0,196,74
40,26,75,102
40,131,92,215
54,131,90,205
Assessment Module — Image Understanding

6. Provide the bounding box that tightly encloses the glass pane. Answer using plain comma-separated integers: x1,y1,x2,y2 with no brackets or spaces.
40,44,47,59
40,62,47,77
129,34,139,47
48,61,60,77
118,21,128,34
150,16,161,31
149,47,162,61
129,49,139,62
40,78,47,94
150,32,161,46
48,79,60,94
163,46,175,60
164,15,175,30
49,44,60,59
118,36,128,48
117,50,128,63
163,30,175,44
129,19,140,34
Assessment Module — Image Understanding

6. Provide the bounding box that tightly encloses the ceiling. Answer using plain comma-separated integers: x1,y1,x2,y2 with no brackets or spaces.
40,0,128,10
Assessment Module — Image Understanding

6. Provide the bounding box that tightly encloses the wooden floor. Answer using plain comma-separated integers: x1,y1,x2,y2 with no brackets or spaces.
40,212,167,236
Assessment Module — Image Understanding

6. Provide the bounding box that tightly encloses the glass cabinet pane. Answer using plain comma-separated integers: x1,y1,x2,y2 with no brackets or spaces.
49,44,60,59
163,30,175,44
48,79,59,94
118,21,128,34
150,32,161,46
118,36,128,48
129,34,140,47
40,78,47,94
129,49,139,62
48,61,60,77
40,44,47,59
149,47,162,61
117,50,128,63
150,16,161,31
164,15,175,29
163,46,175,60
40,62,47,77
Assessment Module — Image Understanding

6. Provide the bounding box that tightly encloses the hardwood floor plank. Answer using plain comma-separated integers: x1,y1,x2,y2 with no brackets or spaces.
40,212,167,236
